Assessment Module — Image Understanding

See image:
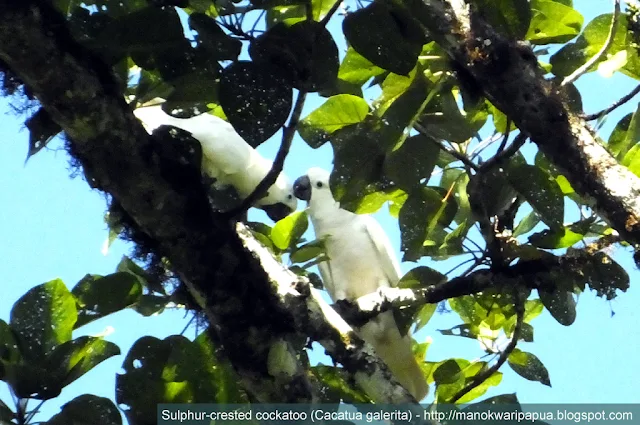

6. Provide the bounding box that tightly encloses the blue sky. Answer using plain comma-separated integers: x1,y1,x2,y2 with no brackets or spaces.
0,0,638,422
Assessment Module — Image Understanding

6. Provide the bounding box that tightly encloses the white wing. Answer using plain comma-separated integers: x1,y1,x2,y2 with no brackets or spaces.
361,215,402,286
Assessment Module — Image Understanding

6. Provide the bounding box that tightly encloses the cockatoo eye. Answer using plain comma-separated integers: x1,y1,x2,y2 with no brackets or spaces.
287,194,293,200
316,181,324,188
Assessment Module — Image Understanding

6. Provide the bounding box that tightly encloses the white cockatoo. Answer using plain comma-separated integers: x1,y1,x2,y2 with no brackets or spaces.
293,167,429,400
132,104,297,221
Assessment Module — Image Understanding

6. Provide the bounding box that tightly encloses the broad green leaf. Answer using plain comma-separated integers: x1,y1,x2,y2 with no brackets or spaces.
219,61,292,147
507,349,551,386
0,399,13,424
399,187,458,261
513,211,540,237
133,294,168,317
609,106,640,159
290,239,326,263
343,2,425,75
621,142,640,177
384,134,439,191
526,0,583,44
524,299,545,322
46,336,121,391
475,0,532,39
117,334,244,423
312,365,371,403
538,289,576,325
72,272,143,328
298,94,370,148
250,21,339,92
10,279,77,360
468,167,517,218
449,296,488,325
399,266,447,288
188,13,241,61
46,395,122,425
338,47,385,86
271,211,308,250
551,14,640,80
506,163,564,230
582,252,630,300
529,227,583,249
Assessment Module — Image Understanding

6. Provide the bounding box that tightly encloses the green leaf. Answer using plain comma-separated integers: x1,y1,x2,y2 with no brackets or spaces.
399,187,458,261
46,336,121,390
583,252,630,300
609,106,640,159
338,47,385,86
46,395,122,425
384,134,439,191
117,334,244,423
312,365,371,403
188,13,241,61
529,227,583,249
0,398,13,424
133,294,169,317
507,348,551,386
506,163,564,230
399,266,447,288
343,2,425,75
551,14,640,80
72,273,143,328
526,0,583,44
10,279,77,360
475,0,532,39
271,211,308,250
117,255,165,294
621,142,640,177
219,61,292,147
538,289,576,326
513,211,540,237
250,21,339,92
468,167,517,218
290,239,326,264
298,94,369,148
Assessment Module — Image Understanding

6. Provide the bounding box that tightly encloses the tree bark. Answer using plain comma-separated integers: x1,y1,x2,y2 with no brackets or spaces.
0,1,419,404
408,0,640,245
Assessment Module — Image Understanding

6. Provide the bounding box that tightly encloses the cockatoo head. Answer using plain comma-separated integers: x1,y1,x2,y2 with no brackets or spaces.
260,175,298,221
293,167,337,210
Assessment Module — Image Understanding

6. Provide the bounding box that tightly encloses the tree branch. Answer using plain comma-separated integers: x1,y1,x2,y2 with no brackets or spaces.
561,0,621,87
226,91,307,219
584,83,640,121
0,2,418,404
405,0,640,245
333,250,624,327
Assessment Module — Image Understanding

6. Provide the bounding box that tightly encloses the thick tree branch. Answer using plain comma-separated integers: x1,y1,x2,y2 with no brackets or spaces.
334,251,624,327
0,1,418,404
405,0,640,245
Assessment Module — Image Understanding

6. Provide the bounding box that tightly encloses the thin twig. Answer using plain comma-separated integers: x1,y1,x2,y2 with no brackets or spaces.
226,91,308,218
415,123,479,171
448,287,525,404
320,0,344,26
495,117,511,156
584,83,640,120
304,0,313,21
479,132,528,172
561,0,621,87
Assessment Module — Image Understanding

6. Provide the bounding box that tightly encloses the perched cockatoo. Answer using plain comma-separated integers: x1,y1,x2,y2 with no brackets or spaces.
293,167,429,400
132,104,297,221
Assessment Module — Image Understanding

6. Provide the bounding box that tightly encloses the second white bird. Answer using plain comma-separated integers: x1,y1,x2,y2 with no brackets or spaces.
293,167,429,400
